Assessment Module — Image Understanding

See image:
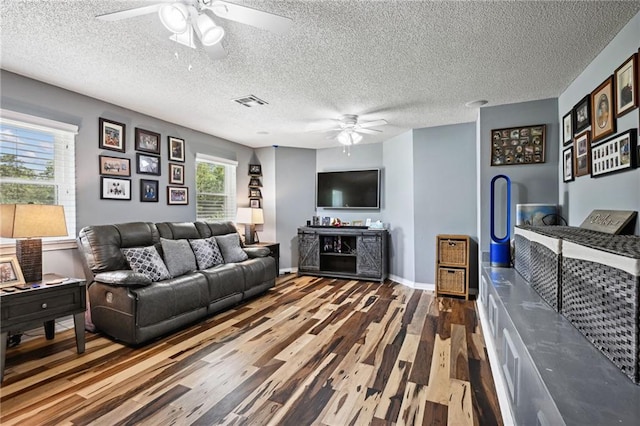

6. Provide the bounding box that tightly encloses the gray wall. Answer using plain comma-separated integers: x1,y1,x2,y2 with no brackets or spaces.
1,70,254,232
413,122,477,284
274,146,316,270
382,131,415,283
558,12,640,234
478,98,560,253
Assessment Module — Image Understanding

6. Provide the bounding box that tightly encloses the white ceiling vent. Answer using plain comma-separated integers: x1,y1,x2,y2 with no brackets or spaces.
232,95,268,108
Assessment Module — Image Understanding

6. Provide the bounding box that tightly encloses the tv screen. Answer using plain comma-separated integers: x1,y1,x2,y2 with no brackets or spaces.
316,169,380,209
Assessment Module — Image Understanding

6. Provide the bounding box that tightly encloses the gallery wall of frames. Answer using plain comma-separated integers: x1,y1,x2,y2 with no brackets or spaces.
97,117,188,204
562,48,639,183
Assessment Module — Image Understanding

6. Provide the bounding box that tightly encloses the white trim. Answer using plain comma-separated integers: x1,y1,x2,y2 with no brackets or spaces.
0,239,77,255
196,153,238,166
0,108,79,134
516,228,561,255
563,240,639,276
477,298,517,426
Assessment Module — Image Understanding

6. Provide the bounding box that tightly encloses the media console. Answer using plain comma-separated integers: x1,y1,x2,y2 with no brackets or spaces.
297,226,388,282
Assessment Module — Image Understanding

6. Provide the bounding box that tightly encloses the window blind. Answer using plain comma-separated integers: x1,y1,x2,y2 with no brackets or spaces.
195,153,237,222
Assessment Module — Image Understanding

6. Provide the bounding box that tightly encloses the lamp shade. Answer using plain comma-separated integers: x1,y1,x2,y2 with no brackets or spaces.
196,13,225,46
158,2,190,34
236,207,264,225
0,204,68,238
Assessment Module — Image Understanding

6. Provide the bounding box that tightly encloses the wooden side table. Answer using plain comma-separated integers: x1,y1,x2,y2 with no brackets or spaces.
247,242,280,275
0,277,86,382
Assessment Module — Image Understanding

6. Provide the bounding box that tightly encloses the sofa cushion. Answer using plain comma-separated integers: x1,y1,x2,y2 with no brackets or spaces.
215,233,249,263
189,237,224,270
161,238,197,277
121,246,171,282
94,270,152,287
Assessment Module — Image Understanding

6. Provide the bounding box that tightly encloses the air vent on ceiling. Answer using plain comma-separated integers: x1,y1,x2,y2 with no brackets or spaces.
232,95,268,107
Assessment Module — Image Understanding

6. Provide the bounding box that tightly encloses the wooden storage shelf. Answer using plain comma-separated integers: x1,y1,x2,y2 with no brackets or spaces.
436,234,476,300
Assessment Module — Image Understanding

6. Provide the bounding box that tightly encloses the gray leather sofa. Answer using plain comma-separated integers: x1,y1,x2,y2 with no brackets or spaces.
77,221,276,345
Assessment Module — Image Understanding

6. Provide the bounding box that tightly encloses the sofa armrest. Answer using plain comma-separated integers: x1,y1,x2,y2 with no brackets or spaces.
244,247,270,258
94,270,152,287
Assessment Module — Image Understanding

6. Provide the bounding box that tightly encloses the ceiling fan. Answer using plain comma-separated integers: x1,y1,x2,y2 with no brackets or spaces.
96,0,293,60
314,115,388,145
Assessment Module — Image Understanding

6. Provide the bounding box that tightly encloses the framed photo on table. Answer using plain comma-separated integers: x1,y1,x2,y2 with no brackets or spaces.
591,129,637,177
563,112,573,145
572,95,591,135
99,117,126,153
591,76,616,142
0,256,25,288
614,53,638,118
135,128,161,154
563,146,574,182
574,131,591,177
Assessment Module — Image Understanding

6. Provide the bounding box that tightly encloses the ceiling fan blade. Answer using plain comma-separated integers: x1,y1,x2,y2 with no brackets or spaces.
358,119,388,129
96,3,165,21
203,41,228,60
357,128,382,135
207,1,293,34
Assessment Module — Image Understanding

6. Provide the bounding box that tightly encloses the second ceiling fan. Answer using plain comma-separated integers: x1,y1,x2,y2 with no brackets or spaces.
96,0,293,60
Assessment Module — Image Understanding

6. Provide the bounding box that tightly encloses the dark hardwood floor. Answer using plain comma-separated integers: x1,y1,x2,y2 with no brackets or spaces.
0,275,503,425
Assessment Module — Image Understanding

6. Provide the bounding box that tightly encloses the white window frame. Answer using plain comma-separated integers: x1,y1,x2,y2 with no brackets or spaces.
0,109,77,252
195,153,237,222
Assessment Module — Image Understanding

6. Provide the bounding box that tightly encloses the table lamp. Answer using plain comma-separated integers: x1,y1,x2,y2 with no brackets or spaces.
0,204,68,283
236,207,264,245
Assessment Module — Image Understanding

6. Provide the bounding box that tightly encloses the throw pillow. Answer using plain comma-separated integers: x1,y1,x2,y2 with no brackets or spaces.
215,233,249,263
160,238,197,277
189,237,224,270
121,246,171,282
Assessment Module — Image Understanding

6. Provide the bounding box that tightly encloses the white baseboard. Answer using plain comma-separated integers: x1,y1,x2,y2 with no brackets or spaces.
388,274,435,292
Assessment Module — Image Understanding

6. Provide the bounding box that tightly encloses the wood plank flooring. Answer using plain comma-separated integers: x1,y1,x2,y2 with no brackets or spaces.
0,275,503,425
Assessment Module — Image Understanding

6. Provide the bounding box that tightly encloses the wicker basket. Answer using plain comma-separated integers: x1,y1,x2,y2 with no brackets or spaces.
438,267,466,294
514,229,532,282
438,239,467,265
530,241,561,311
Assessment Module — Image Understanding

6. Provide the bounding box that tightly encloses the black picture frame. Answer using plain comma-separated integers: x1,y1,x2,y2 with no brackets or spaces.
250,199,261,208
249,177,262,187
168,136,185,162
572,95,591,135
99,155,131,177
591,129,637,178
249,188,262,198
136,153,161,175
562,111,573,146
135,128,161,154
490,124,546,166
562,146,574,182
99,117,126,153
249,164,262,175
169,163,184,185
100,177,131,200
167,186,189,205
140,179,159,202
614,53,638,118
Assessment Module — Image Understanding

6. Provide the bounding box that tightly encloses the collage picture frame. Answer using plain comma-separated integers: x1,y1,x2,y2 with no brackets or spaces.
591,129,637,178
491,124,546,166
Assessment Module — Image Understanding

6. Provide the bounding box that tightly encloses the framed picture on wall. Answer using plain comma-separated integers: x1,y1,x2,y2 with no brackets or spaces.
99,155,130,177
574,131,591,177
167,186,189,205
490,124,545,166
249,164,262,175
250,199,260,208
135,128,161,154
168,136,185,162
99,117,126,153
169,163,184,184
614,53,638,118
136,153,160,175
572,95,591,135
563,146,574,182
562,111,573,145
101,177,131,200
591,129,637,177
591,76,616,142
140,179,159,202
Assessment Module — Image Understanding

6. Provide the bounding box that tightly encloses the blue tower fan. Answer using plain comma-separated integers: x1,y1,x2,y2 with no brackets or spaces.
490,174,512,267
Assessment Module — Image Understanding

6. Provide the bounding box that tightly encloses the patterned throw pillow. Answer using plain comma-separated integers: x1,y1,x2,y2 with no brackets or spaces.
215,233,249,263
121,246,171,282
189,237,224,270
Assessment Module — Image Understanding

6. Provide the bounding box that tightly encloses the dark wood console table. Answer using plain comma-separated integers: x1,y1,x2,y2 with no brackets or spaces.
0,277,86,382
298,226,388,282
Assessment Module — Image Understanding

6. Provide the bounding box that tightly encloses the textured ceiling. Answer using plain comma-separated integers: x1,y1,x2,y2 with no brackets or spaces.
1,1,639,149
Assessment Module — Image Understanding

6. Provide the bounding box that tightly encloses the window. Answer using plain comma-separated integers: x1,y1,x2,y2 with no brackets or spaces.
195,154,237,222
0,109,77,241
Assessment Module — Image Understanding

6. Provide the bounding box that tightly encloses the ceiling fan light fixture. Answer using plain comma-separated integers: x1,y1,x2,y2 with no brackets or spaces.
159,2,190,34
337,130,362,146
196,13,225,46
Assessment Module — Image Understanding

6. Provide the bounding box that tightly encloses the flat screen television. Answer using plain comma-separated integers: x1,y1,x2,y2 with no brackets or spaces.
316,169,380,209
